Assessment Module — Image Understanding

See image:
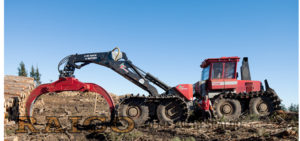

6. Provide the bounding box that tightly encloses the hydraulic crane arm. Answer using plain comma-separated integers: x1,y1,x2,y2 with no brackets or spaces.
58,48,171,96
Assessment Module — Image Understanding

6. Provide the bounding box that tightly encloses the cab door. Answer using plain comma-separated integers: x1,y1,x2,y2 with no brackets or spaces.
209,62,225,90
223,62,238,89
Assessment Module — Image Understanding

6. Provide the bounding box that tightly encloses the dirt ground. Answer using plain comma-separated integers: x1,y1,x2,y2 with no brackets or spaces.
4,92,299,141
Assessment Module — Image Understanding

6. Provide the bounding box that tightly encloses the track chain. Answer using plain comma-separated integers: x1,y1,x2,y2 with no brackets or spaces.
211,90,281,119
117,94,190,123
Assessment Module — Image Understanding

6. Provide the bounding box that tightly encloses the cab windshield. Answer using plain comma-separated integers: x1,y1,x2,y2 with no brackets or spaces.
201,66,210,80
210,62,236,79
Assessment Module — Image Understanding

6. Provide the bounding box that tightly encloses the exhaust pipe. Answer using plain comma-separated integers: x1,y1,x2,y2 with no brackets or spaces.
240,57,251,80
264,79,270,90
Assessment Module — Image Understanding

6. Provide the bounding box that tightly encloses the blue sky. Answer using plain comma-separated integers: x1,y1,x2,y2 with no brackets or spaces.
4,0,298,106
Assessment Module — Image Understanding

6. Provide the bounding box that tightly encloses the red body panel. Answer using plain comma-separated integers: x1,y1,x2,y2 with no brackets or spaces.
207,79,261,93
26,77,115,119
208,79,238,90
175,84,193,101
236,80,261,93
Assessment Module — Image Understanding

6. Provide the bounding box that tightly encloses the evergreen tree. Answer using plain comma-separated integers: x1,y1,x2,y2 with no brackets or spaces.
18,61,27,77
288,104,298,112
35,67,41,85
30,65,35,78
280,104,287,111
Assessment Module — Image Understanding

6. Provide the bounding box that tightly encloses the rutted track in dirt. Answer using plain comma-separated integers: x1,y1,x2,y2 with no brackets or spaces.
5,92,298,141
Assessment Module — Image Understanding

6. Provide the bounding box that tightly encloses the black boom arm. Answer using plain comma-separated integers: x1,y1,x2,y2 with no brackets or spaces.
58,48,170,96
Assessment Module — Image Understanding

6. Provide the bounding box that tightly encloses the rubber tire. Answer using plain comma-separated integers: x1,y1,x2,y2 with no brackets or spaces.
118,102,149,127
213,98,241,120
249,96,274,116
156,101,186,125
157,104,174,125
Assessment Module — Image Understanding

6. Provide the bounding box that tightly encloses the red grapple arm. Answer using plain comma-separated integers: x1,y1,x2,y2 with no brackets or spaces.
25,77,115,120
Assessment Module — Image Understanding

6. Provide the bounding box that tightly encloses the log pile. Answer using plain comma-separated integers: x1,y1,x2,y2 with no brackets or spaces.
4,75,35,119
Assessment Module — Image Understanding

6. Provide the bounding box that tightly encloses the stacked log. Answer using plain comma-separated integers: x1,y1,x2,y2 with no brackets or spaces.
4,75,35,119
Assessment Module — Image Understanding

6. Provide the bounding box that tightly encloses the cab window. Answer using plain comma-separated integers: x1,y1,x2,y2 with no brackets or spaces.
224,62,236,79
201,66,210,80
211,62,223,79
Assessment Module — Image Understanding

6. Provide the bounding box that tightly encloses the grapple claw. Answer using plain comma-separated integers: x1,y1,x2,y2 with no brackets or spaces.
26,77,116,121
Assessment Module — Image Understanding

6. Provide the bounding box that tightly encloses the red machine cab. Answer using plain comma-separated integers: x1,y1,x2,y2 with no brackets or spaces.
198,57,261,96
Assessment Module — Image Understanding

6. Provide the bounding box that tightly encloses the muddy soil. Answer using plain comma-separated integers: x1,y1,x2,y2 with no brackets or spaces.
5,92,298,141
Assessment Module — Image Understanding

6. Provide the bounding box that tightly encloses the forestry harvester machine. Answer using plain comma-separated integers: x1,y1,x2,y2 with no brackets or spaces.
26,48,281,126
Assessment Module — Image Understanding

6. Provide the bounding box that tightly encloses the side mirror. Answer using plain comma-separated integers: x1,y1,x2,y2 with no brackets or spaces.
236,72,239,78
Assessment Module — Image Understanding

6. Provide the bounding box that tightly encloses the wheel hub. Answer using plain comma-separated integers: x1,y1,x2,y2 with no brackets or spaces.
222,104,232,114
258,103,268,112
162,100,184,121
166,107,176,117
128,107,139,117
